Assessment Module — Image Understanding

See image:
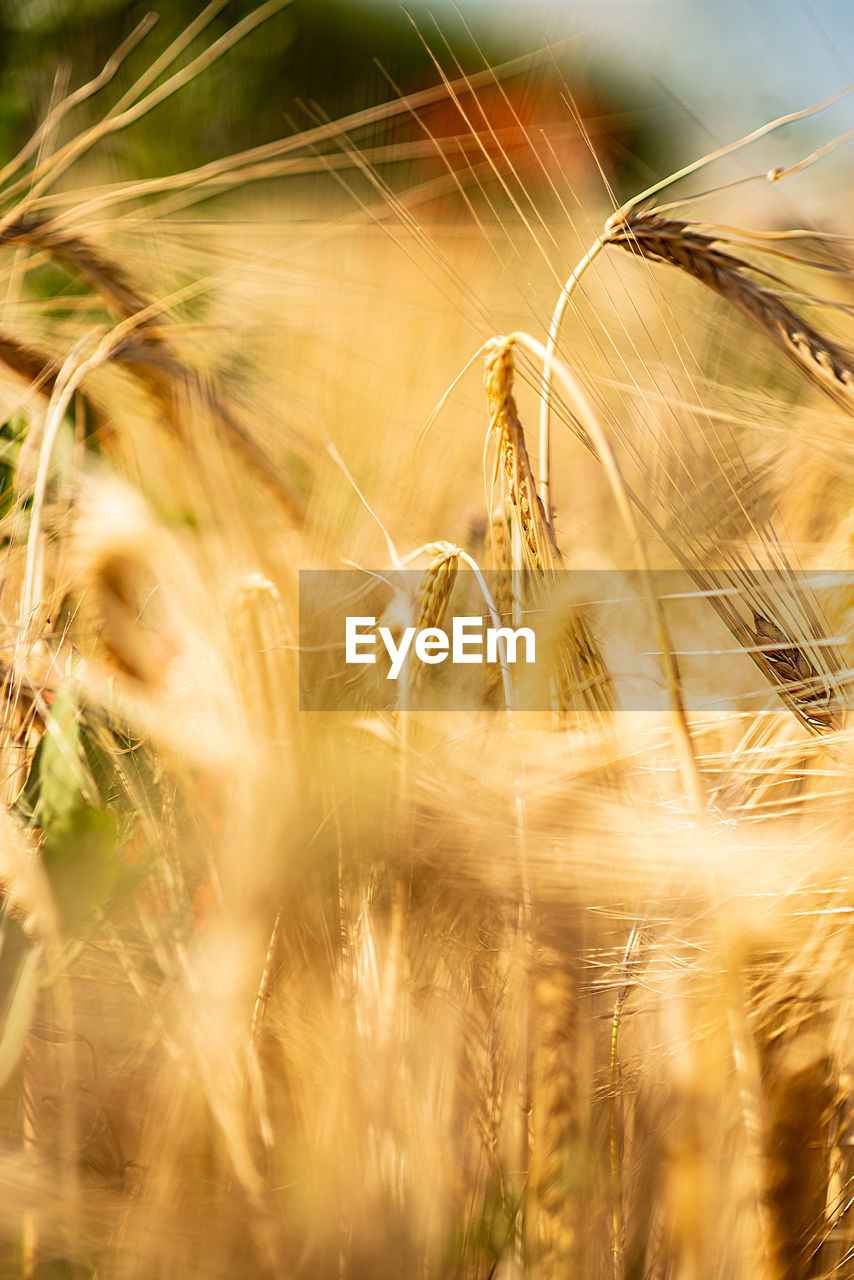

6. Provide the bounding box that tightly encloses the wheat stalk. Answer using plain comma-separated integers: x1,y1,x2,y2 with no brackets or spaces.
527,942,582,1279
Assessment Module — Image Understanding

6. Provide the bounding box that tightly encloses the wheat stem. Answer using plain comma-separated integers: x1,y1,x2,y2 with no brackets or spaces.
20,332,107,645
604,83,854,233
0,13,158,194
0,2,292,222
538,234,608,533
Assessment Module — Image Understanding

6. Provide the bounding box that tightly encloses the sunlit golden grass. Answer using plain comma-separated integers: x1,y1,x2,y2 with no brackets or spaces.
3,8,854,1280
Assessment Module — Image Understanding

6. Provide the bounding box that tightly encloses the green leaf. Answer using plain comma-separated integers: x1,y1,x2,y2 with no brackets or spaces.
28,685,92,833
17,686,136,930
41,804,121,931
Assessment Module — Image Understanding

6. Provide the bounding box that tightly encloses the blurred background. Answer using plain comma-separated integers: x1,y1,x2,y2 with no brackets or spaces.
0,0,852,211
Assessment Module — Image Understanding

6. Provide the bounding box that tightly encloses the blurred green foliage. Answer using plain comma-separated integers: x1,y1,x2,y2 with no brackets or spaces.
18,685,153,931
0,0,669,188
0,0,495,171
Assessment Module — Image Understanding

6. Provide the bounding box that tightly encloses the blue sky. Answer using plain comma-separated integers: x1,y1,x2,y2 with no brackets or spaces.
376,0,854,208
369,0,853,136
548,0,854,133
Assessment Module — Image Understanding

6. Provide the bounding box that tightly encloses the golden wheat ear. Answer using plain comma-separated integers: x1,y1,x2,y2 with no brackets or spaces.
541,212,850,737
0,329,109,439
485,339,560,573
749,610,841,733
0,215,308,526
409,542,460,693
484,338,616,714
605,213,854,413
415,542,460,631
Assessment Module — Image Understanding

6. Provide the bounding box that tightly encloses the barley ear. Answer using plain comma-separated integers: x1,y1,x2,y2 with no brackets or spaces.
410,542,460,691
484,338,616,715
606,213,854,414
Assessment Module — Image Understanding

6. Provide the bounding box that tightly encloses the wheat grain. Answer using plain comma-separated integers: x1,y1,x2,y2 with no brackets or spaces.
415,541,460,632
407,541,461,693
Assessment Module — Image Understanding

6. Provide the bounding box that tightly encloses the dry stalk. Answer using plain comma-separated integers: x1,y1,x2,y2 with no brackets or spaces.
21,331,109,644
527,943,583,1280
609,924,646,1280
538,235,608,531
250,910,282,1047
0,1,291,217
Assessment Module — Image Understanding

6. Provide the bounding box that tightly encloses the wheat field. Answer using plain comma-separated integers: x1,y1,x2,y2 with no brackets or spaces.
1,6,854,1279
